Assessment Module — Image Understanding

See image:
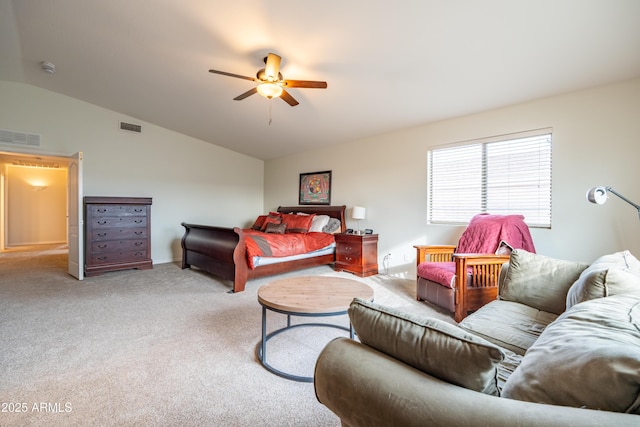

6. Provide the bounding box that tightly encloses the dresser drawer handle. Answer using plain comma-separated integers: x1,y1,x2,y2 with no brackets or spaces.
345,256,353,261
98,244,108,249
97,233,107,237
97,208,108,213
134,208,143,212
345,246,352,251
97,256,108,261
134,231,143,235
97,220,107,225
134,242,143,246
134,219,143,223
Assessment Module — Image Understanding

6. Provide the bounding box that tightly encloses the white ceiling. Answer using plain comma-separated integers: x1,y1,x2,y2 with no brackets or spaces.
1,0,640,160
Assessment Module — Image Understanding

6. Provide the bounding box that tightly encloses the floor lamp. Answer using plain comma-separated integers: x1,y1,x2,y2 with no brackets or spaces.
586,186,640,221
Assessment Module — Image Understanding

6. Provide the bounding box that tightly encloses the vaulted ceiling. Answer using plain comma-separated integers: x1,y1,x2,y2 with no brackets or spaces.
1,0,640,160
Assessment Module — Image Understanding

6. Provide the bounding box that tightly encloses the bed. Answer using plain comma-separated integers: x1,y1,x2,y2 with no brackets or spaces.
180,205,347,293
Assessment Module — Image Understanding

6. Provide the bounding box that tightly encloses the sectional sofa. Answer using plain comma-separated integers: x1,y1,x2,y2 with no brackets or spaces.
314,249,640,426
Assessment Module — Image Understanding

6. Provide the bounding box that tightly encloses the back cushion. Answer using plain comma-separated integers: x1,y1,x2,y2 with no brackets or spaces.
349,298,504,395
502,292,640,413
500,250,588,315
566,250,640,309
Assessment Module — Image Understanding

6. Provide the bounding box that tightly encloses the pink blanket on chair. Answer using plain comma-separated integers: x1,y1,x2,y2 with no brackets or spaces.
456,213,536,254
417,214,536,289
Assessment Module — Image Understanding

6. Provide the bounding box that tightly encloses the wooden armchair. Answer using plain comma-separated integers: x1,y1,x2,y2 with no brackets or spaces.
414,214,536,322
415,245,509,322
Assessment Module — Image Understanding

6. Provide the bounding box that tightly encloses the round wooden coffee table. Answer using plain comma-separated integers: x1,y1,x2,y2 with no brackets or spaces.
257,276,374,382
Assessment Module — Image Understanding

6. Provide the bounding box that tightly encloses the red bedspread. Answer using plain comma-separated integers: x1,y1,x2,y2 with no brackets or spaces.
244,230,335,269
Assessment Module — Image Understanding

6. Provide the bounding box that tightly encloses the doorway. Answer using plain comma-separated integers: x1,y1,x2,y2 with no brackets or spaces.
0,149,82,278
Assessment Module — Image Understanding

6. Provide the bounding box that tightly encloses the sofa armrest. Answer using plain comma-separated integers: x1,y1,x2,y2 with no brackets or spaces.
414,245,456,265
314,338,636,427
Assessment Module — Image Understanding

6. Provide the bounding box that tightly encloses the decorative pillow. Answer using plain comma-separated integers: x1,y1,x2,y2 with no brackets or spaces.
308,214,331,232
265,222,286,234
502,292,640,413
566,250,640,309
260,213,282,231
500,249,588,315
251,215,267,230
280,213,314,233
322,218,341,234
349,298,504,395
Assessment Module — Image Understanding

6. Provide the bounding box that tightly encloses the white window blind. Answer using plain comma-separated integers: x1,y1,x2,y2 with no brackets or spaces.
428,130,552,227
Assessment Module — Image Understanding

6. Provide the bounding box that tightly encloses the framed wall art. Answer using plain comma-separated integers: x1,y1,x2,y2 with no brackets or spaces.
299,170,332,205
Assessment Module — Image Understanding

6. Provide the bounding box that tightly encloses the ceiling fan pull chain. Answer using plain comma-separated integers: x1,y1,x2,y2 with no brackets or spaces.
268,99,273,125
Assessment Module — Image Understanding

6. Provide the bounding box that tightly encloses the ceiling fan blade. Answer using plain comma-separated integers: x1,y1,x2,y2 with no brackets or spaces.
283,79,328,89
280,89,299,106
234,87,258,100
209,69,257,82
264,53,281,80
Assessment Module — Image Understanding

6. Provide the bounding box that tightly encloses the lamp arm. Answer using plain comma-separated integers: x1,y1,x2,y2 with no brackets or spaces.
607,187,640,220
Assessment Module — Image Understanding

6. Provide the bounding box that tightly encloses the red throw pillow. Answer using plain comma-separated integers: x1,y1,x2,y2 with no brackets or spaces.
281,213,315,233
261,213,282,231
252,215,267,230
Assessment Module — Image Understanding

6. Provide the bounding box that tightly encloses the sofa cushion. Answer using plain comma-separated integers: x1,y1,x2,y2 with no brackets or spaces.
502,292,640,413
566,250,640,309
500,250,588,315
459,300,557,356
348,298,504,395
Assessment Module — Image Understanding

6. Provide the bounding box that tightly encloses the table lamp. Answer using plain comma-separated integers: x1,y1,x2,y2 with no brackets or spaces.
351,206,366,234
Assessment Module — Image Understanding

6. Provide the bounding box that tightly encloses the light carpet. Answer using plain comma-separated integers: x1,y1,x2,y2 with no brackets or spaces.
0,246,452,426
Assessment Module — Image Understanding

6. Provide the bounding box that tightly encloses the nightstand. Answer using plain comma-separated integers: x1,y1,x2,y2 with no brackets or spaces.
334,233,378,277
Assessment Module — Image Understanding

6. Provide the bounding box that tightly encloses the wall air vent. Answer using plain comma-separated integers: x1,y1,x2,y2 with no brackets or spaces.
119,121,142,133
0,129,41,147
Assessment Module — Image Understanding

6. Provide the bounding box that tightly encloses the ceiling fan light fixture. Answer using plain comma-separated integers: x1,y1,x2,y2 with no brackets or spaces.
256,83,283,99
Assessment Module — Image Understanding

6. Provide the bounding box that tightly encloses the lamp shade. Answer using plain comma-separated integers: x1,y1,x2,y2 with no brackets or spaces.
586,186,640,221
586,186,608,205
256,83,283,99
351,206,366,220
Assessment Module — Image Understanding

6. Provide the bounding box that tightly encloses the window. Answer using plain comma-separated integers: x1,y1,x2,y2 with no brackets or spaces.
428,129,552,227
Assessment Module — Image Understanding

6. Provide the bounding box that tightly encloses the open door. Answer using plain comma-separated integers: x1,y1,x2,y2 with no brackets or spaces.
67,152,83,279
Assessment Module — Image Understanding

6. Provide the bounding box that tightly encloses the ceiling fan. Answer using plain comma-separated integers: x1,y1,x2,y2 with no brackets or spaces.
209,53,327,107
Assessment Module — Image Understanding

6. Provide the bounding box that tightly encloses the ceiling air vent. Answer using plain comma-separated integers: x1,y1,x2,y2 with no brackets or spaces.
119,121,142,133
0,129,41,147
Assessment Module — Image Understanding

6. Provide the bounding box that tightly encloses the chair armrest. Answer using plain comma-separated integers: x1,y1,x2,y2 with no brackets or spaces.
453,254,511,322
414,245,456,265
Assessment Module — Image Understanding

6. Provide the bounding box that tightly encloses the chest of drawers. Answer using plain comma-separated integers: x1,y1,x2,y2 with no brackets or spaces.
84,196,152,276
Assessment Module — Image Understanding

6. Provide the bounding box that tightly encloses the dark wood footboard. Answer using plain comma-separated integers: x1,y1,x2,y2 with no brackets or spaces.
181,223,249,293
180,205,346,293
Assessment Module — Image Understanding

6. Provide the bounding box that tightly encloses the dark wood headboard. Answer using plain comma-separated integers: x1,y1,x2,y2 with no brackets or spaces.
277,205,347,233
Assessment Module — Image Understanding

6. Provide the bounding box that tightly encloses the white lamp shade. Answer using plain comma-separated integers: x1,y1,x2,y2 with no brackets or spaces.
586,186,608,205
351,206,366,220
256,83,283,98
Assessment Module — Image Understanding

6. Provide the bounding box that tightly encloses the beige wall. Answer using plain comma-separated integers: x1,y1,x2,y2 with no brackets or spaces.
5,165,67,246
0,81,264,263
265,78,640,277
